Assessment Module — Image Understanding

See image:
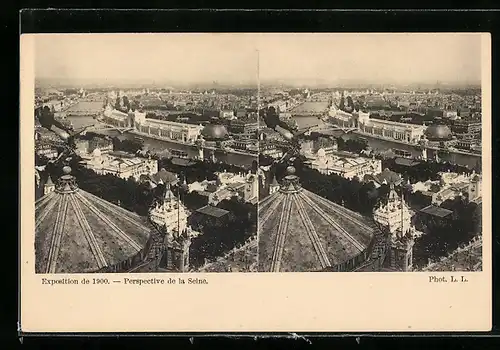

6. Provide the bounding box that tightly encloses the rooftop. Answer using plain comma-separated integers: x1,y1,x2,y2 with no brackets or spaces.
198,240,257,272
35,166,152,273
195,205,230,218
394,157,421,167
170,158,197,167
419,205,454,218
149,168,178,185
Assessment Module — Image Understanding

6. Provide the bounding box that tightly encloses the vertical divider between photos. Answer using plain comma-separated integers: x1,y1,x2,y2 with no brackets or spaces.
256,47,261,273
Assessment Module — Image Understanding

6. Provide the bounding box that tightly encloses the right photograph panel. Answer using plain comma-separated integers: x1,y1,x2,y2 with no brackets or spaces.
257,33,483,273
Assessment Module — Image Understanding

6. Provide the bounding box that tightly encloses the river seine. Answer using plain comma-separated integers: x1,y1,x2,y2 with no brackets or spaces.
293,116,482,169
68,116,257,167
68,115,481,169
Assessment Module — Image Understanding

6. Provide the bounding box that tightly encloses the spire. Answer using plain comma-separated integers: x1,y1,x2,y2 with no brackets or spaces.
45,175,54,186
177,185,180,239
164,184,175,202
400,189,405,238
270,173,279,186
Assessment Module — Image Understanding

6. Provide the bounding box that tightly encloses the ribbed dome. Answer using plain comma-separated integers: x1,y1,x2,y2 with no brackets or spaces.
201,124,228,140
258,168,379,272
35,169,154,273
424,124,452,140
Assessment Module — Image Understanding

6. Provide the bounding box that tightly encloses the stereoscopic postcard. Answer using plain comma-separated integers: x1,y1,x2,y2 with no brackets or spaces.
20,33,491,333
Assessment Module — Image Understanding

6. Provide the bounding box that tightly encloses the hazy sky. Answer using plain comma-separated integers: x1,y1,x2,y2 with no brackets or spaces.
34,33,483,86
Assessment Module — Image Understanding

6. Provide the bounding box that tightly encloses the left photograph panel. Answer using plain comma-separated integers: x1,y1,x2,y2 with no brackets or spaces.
33,34,260,274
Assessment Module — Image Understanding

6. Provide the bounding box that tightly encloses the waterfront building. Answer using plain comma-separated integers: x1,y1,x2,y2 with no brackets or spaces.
259,141,284,159
136,118,203,143
329,109,427,144
82,148,158,181
456,139,478,151
228,119,259,134
231,139,258,151
305,149,382,180
452,120,481,140
258,166,411,272
102,106,129,126
357,112,427,144
35,166,156,273
103,105,202,143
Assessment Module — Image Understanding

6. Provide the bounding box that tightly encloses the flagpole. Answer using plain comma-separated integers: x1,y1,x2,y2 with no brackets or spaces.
400,188,404,237
177,181,180,238
257,49,260,116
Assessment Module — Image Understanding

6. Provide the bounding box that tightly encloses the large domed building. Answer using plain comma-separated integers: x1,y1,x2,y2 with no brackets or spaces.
201,123,229,141
35,166,160,274
424,124,453,141
258,166,414,272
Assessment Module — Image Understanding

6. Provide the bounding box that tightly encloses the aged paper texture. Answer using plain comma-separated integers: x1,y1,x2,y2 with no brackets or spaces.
20,33,491,332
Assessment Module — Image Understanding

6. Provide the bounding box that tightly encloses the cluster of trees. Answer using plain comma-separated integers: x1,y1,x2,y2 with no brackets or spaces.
189,196,257,269
157,158,254,184
339,95,355,113
73,166,152,216
114,95,131,112
381,158,472,183
37,155,152,216
271,158,388,216
111,137,144,154
412,197,481,269
336,137,369,154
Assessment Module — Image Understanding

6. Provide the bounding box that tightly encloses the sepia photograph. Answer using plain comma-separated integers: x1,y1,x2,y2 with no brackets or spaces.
20,31,491,333
257,34,483,273
33,34,259,274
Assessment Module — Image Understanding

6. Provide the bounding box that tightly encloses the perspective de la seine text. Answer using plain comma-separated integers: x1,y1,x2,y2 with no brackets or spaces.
40,277,209,286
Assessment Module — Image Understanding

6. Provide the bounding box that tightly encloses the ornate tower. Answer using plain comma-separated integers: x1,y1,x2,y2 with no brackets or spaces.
468,172,481,202
385,188,415,271
43,175,55,196
177,232,192,272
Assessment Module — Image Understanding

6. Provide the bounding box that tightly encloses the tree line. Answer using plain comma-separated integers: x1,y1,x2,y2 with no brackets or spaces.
412,197,481,269
381,158,474,183
188,196,257,269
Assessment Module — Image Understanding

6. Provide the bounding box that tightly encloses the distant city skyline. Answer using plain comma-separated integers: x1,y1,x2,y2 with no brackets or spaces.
34,33,483,88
